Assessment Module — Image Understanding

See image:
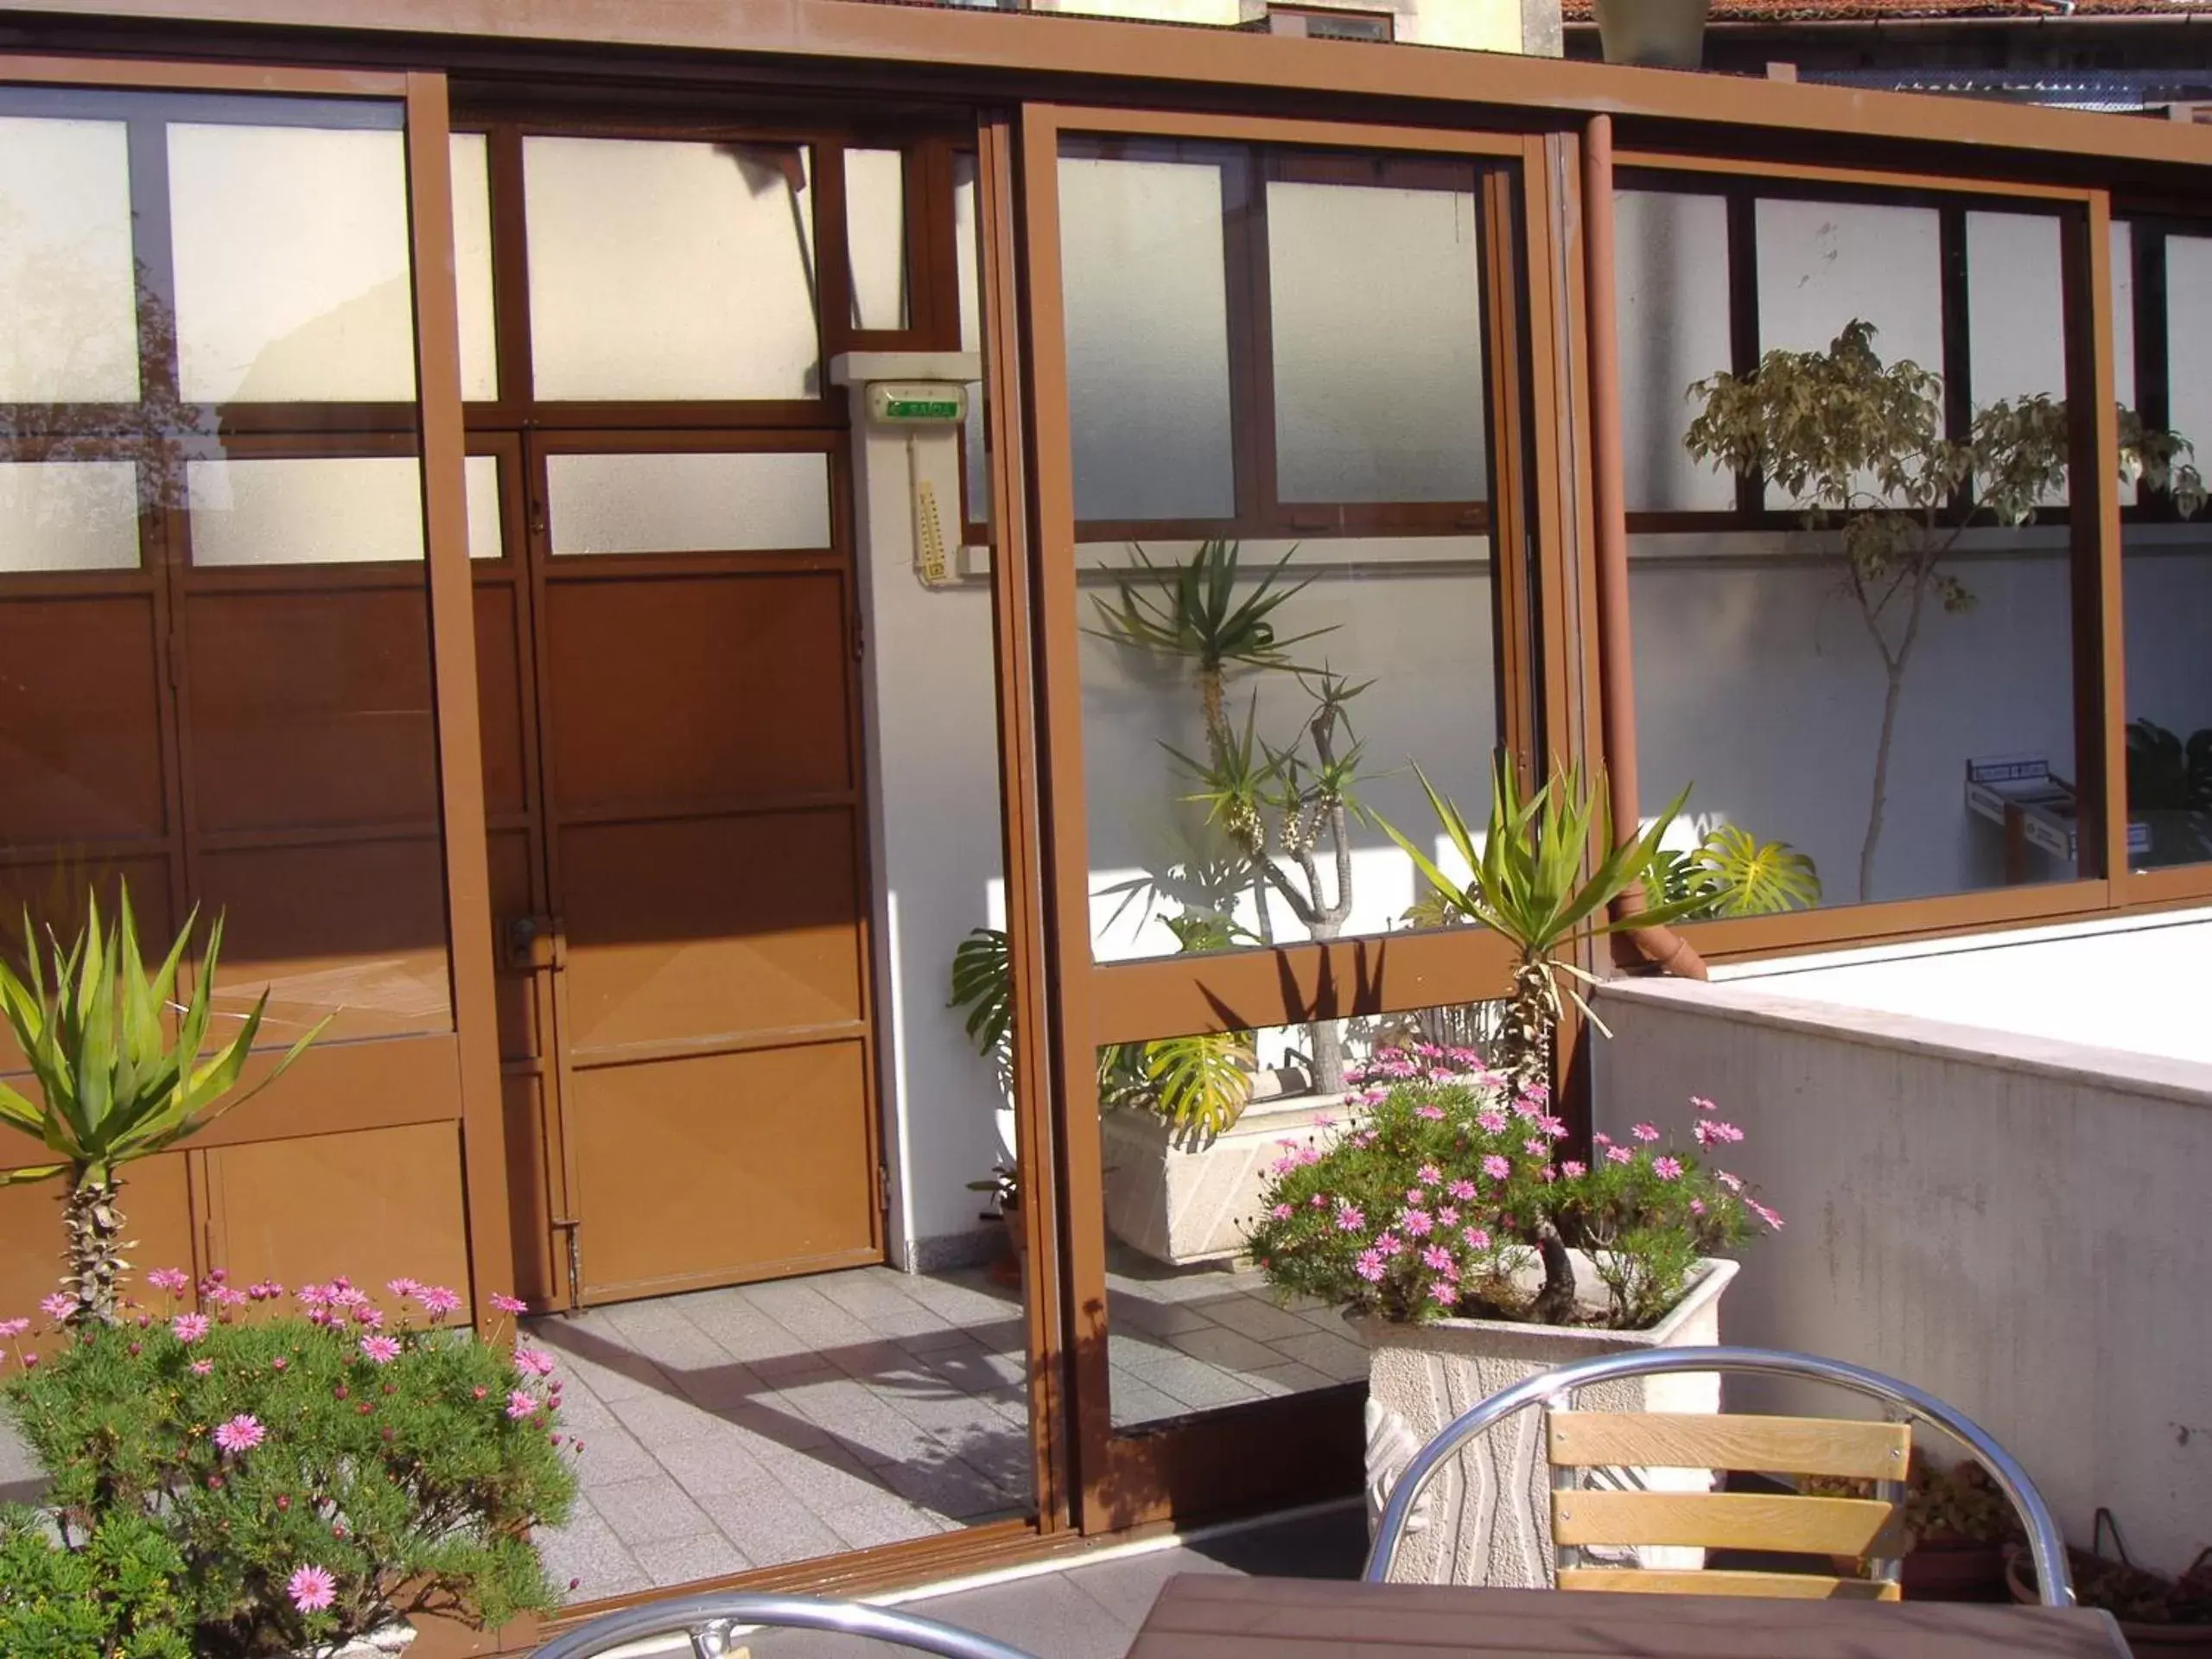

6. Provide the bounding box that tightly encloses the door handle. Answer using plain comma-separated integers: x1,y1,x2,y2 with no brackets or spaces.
504,914,564,973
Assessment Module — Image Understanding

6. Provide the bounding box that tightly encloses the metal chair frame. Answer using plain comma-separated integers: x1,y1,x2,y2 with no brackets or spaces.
1360,1344,2075,1605
528,1590,1044,1659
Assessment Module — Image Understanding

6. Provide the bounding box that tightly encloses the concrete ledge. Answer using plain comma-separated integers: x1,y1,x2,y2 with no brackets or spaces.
1597,976,2212,1111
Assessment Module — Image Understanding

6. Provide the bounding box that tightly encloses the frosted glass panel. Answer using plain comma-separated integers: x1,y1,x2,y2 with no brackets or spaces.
1758,198,1941,509
524,137,820,402
1758,198,1942,366
168,124,415,404
188,457,424,565
1617,190,1734,512
0,117,139,404
450,132,499,402
1967,212,2064,406
1060,154,1236,523
1267,179,1486,504
0,461,139,570
954,154,988,525
465,454,502,561
545,451,831,554
2166,236,2212,459
846,147,907,332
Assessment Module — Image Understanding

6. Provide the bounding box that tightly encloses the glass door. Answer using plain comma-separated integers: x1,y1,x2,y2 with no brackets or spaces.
1013,108,1565,1531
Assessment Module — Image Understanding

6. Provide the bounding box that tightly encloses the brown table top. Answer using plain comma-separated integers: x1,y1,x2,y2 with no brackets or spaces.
1128,1574,2133,1659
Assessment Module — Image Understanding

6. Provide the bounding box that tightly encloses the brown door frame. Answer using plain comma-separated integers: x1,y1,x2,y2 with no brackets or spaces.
1011,102,1562,1534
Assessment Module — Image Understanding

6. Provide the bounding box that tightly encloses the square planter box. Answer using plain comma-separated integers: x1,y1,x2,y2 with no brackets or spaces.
1099,1083,1339,1267
1351,1252,1738,1587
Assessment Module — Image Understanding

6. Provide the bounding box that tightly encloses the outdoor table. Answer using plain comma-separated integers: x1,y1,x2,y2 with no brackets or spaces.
1127,1573,2133,1658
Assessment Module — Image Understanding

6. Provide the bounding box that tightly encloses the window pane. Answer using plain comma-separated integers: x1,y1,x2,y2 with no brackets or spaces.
2124,232,2212,871
1062,140,1503,966
1638,193,2082,909
524,137,820,402
1756,198,1942,511
545,450,832,555
954,152,988,526
168,121,416,404
1616,189,1733,512
0,461,139,571
0,115,139,404
187,456,424,565
466,454,502,561
846,147,908,332
1967,211,2064,406
1060,150,1237,523
1267,175,1486,504
450,131,499,402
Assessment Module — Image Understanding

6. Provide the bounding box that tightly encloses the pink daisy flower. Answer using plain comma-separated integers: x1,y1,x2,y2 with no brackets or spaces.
145,1268,190,1294
213,1414,265,1455
1605,1145,1633,1165
1560,1160,1586,1179
386,1277,423,1300
1333,1205,1365,1234
1415,1164,1441,1186
1427,1281,1459,1306
1421,1245,1454,1273
1269,1203,1293,1220
1475,1109,1508,1135
1401,1208,1433,1237
171,1313,210,1344
1591,1131,1612,1147
1750,1200,1786,1230
417,1287,463,1319
1651,1156,1683,1180
0,1318,29,1339
1715,1170,1744,1192
1482,1154,1511,1180
1436,1206,1459,1226
1690,1095,1717,1113
190,1358,213,1376
1446,1179,1478,1202
288,1564,337,1614
1354,1249,1387,1284
1414,1104,1446,1121
506,1389,540,1421
39,1294,76,1320
1375,1232,1404,1257
1522,1138,1548,1157
1461,1226,1491,1250
1630,1122,1661,1143
359,1336,401,1365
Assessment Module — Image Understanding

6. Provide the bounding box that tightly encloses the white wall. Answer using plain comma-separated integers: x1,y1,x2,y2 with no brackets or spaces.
1595,969,2212,1573
842,365,1009,1268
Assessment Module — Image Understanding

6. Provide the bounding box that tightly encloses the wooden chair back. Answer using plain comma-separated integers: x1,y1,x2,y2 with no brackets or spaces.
1546,1409,1912,1600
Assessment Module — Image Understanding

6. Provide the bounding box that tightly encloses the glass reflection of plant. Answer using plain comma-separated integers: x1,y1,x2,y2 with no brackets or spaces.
2126,719,2212,866
1091,540,1364,1094
950,921,1257,1145
1685,320,2204,902
1650,824,1822,919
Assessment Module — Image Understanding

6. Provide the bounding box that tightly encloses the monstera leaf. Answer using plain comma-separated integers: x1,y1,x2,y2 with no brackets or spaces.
1686,826,1822,917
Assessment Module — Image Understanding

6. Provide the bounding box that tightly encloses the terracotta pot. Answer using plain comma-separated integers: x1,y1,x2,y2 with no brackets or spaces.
1593,0,1711,67
2007,1549,2212,1654
1901,1534,2008,1603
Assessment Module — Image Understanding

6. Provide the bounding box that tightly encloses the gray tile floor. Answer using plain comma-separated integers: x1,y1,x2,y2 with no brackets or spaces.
534,1249,1361,1604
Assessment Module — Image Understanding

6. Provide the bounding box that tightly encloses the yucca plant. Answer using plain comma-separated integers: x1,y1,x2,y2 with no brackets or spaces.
1375,754,1704,1097
0,886,321,1325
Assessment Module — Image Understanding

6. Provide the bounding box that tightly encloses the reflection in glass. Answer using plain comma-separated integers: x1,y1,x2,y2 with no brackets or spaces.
1060,151,1238,523
524,137,820,402
1267,177,1486,504
1615,189,1732,512
2124,231,2212,870
0,114,140,404
168,122,416,404
1098,1004,1503,1430
953,152,988,527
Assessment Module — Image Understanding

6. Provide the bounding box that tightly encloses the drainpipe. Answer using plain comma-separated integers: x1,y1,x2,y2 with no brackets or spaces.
1580,112,1707,982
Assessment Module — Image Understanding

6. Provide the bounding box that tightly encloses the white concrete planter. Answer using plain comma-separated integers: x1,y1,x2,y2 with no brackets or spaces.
1352,1252,1738,1587
1099,1083,1339,1267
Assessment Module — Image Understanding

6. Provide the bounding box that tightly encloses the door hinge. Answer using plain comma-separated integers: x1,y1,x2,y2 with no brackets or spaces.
873,1162,891,1215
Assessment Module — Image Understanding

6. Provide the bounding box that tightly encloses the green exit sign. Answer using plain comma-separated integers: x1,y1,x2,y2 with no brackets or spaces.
868,383,968,425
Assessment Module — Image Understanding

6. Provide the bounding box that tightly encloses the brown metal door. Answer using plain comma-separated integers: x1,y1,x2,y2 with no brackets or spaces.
503,430,884,1306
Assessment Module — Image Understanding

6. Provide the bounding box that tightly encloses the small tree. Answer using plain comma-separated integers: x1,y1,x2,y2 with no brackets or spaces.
1685,320,2204,901
0,887,321,1325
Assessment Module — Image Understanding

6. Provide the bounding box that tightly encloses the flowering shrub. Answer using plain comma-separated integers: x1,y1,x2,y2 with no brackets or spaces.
0,1273,576,1659
1244,1044,1781,1329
